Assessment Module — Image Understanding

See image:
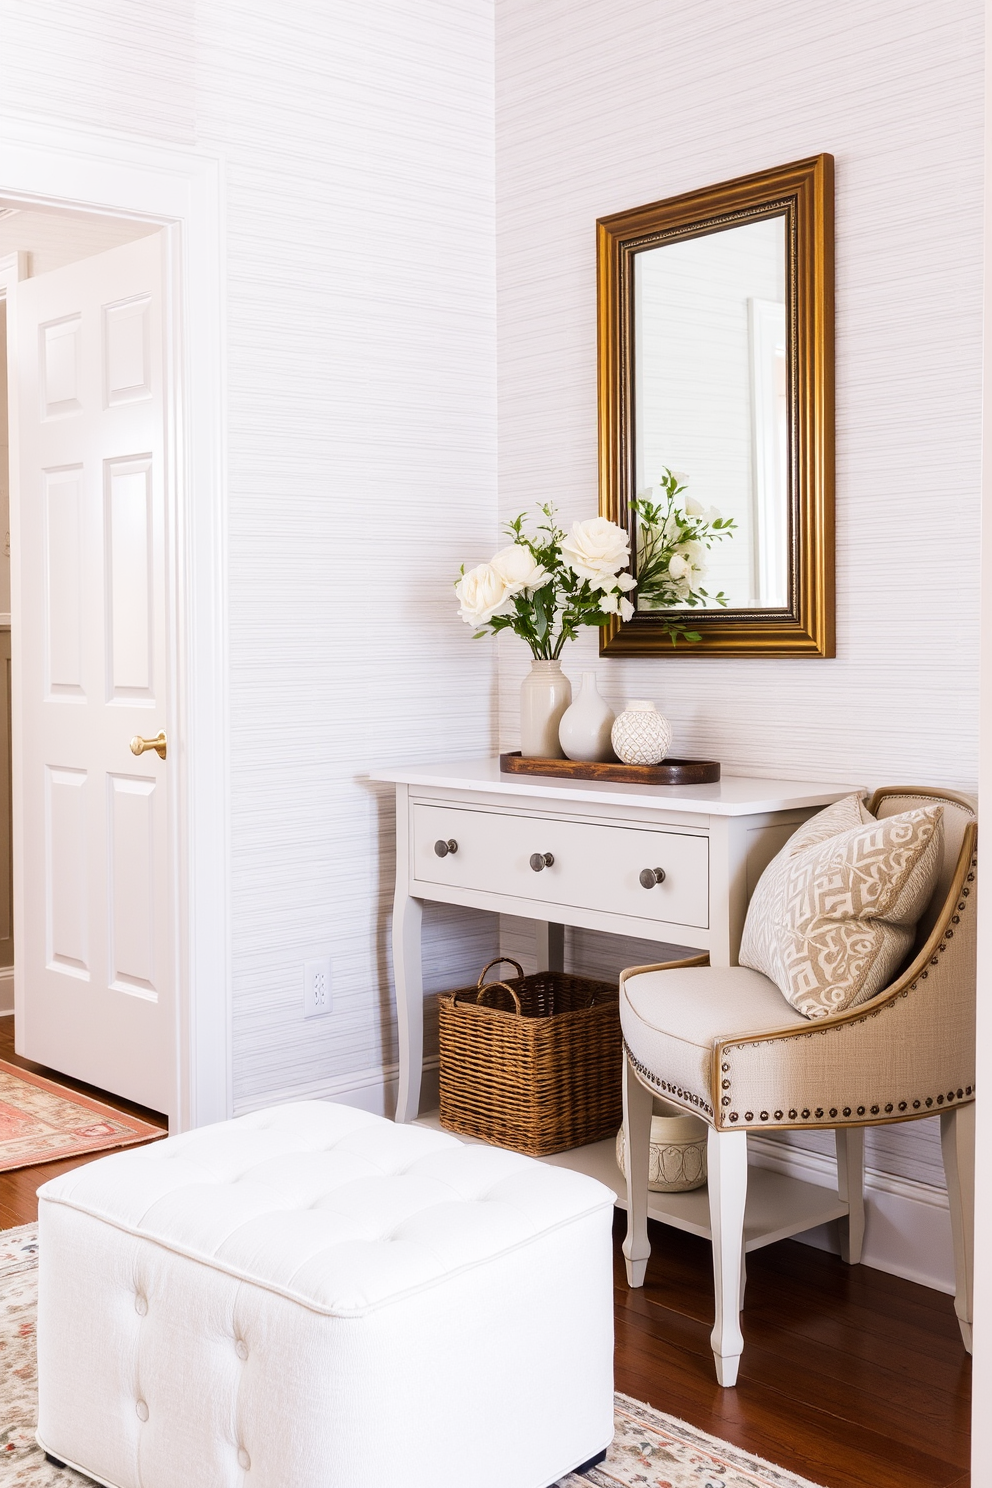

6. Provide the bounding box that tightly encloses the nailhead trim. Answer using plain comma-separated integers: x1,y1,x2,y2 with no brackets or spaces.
623,1039,713,1117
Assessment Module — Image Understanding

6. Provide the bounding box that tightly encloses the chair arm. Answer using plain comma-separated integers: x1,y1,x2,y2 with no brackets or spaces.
619,953,708,995
711,836,977,1133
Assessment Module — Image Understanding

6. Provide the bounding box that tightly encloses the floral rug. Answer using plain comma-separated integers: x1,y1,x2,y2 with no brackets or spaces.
0,1060,164,1173
2,1223,826,1488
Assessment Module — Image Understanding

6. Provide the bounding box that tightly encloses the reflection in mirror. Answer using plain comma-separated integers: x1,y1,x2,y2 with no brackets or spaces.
633,214,788,611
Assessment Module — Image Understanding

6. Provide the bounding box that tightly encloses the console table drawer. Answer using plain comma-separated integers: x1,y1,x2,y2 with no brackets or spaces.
412,803,709,929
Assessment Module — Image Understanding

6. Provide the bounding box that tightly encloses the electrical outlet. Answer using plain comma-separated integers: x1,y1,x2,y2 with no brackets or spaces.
303,957,332,1018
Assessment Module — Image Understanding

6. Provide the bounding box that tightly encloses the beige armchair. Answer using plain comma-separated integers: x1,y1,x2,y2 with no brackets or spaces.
619,786,976,1387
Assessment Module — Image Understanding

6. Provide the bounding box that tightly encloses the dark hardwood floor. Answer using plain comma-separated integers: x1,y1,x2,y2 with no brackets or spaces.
0,1016,970,1487
613,1211,971,1488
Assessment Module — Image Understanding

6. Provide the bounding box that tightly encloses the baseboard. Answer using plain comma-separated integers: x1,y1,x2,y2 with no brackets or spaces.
0,968,12,1016
748,1134,955,1294
233,1057,441,1121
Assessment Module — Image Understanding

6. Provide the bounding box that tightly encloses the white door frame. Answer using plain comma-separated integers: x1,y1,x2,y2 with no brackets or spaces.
0,116,229,1130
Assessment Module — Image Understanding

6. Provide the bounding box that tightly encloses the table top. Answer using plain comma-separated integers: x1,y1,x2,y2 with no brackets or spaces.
370,758,864,819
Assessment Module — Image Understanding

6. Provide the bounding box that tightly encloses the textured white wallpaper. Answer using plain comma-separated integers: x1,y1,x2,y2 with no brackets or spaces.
0,0,499,1108
494,0,984,1185
0,0,983,1189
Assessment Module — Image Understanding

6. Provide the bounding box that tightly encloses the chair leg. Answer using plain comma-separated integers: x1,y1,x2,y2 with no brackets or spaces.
836,1126,865,1265
621,1057,654,1288
941,1102,975,1353
707,1126,748,1386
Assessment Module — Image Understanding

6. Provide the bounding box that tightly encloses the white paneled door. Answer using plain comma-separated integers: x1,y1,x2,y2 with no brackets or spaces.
14,233,176,1118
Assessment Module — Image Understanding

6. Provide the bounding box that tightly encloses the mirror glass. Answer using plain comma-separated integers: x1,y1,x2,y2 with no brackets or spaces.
633,214,789,612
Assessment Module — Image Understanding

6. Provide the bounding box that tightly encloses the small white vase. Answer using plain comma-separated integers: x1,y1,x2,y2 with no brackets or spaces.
611,699,673,765
519,660,572,758
558,671,616,762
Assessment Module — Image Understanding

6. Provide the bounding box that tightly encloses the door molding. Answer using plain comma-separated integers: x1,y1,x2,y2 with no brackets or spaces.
0,118,229,1129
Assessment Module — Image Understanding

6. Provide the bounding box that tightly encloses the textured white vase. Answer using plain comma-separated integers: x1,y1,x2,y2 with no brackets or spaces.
558,671,615,762
519,660,572,758
615,1110,708,1193
611,699,673,765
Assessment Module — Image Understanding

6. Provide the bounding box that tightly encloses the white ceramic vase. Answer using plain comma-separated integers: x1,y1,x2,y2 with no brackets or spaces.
615,1108,708,1193
558,671,615,762
519,660,572,758
611,699,673,765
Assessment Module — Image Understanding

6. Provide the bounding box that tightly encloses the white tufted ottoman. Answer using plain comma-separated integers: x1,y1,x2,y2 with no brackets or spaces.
35,1101,616,1488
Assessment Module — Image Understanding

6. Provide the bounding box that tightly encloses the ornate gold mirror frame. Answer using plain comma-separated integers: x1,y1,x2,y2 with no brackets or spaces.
598,154,835,657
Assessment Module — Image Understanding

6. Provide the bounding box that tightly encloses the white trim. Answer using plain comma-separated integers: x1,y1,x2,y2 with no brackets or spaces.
0,119,230,1131
234,1058,443,1122
748,1135,955,1295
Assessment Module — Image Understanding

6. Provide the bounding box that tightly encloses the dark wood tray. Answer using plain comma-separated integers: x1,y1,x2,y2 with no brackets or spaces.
499,752,721,785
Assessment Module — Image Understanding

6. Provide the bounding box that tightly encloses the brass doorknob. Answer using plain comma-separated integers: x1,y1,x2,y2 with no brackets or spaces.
130,731,167,761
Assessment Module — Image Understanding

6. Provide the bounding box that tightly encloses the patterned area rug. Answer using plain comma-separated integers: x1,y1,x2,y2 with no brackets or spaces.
0,1060,164,1172
1,1223,826,1488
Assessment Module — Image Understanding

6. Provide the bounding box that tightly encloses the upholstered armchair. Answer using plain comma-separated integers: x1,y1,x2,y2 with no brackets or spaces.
619,786,976,1387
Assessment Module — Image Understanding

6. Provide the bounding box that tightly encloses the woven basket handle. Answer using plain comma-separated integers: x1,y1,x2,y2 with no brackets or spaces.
451,958,525,1014
474,980,523,1014
477,957,524,988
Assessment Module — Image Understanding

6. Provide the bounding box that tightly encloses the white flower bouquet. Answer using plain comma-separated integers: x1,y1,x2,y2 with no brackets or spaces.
633,468,737,644
455,505,635,659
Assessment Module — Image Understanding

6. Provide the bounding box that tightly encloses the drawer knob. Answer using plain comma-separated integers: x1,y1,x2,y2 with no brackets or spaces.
530,851,554,872
434,839,458,858
639,867,667,888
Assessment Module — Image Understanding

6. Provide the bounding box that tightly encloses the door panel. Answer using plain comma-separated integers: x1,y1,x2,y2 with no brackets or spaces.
15,233,174,1116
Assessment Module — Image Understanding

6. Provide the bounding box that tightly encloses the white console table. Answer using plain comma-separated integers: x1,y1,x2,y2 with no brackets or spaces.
372,759,861,1126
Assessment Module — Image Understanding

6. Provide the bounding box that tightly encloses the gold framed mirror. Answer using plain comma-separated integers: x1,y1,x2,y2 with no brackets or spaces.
597,154,834,657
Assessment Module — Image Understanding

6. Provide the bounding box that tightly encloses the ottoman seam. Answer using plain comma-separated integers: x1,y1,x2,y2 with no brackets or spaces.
38,1194,617,1319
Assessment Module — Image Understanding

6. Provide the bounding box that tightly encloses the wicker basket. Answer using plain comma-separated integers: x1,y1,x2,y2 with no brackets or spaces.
438,957,622,1156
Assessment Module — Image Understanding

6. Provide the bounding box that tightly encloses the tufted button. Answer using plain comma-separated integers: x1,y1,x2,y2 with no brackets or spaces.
238,1447,251,1469
134,1294,148,1316
135,1400,149,1422
235,1339,249,1361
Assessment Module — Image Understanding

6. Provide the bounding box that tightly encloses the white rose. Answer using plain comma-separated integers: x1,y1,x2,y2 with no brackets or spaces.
561,517,631,591
685,494,722,524
668,553,690,580
598,591,635,622
491,543,548,595
455,563,515,627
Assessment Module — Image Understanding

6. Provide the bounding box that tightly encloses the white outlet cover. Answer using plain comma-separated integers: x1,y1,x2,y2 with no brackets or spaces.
303,957,332,1018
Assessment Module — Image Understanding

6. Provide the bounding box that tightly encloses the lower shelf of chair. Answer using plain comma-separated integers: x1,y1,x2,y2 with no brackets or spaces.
415,1116,849,1252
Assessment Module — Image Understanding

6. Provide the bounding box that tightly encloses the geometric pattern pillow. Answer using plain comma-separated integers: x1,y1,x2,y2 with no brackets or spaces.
739,793,944,1019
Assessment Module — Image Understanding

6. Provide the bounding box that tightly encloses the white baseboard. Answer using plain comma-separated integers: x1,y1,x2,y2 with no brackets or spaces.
0,968,12,1016
748,1134,955,1295
233,1057,441,1122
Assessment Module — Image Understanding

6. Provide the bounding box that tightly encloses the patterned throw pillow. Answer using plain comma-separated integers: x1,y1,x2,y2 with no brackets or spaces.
739,793,944,1019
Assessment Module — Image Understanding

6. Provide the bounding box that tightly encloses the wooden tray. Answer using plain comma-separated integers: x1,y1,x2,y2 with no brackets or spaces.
499,752,720,785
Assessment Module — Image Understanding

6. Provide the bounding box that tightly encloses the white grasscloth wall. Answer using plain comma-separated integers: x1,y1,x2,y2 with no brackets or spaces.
494,0,984,1191
0,0,499,1111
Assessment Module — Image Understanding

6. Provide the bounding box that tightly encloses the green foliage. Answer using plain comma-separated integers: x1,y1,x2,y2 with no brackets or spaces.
632,468,737,643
